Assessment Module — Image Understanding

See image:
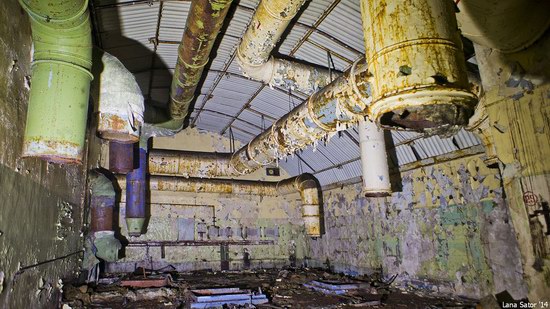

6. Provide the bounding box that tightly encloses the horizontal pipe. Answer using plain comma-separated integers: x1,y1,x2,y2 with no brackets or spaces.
20,0,93,163
230,60,370,175
117,173,322,237
148,149,238,177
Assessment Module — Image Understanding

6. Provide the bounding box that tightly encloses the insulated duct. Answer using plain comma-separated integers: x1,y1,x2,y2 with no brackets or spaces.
230,60,371,175
20,0,93,163
149,150,237,177
360,0,477,132
358,119,391,197
117,173,322,237
91,50,144,143
456,0,550,53
237,0,335,95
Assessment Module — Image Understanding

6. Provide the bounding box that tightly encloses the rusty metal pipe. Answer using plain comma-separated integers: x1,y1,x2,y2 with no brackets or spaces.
169,0,233,120
116,173,322,237
360,0,477,133
109,141,135,174
148,149,238,177
237,0,335,95
89,172,116,232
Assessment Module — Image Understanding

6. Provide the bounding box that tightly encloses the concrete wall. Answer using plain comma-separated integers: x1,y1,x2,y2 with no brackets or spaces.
105,128,309,272
306,154,527,299
0,1,88,308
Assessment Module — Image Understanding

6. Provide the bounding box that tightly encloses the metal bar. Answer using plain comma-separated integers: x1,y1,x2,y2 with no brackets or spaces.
289,0,341,56
126,240,275,247
146,2,163,104
220,85,265,135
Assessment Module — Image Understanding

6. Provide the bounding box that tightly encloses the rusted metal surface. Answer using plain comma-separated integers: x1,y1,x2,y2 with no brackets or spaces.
120,276,171,288
148,150,238,177
169,0,233,119
98,113,139,143
22,139,83,164
237,0,335,95
109,141,134,174
229,60,370,175
90,204,114,232
360,0,477,134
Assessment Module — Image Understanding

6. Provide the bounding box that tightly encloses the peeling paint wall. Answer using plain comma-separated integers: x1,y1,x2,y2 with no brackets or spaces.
306,154,526,299
105,129,308,271
475,29,550,300
0,1,87,307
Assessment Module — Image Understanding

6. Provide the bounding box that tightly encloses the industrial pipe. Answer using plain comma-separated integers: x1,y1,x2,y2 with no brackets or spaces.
125,143,148,236
149,150,237,177
230,60,371,175
237,0,335,95
358,119,391,197
88,172,121,262
360,0,477,133
109,141,134,174
456,0,550,53
169,0,233,120
116,173,322,237
20,0,93,163
91,50,144,143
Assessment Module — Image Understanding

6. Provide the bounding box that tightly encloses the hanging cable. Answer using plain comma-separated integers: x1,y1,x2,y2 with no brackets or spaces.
326,51,336,82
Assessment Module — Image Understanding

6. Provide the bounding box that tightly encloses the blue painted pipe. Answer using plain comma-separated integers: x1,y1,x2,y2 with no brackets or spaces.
125,146,147,236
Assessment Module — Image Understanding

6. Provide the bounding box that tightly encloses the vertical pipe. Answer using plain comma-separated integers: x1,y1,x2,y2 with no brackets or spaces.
360,0,477,133
126,145,147,236
358,119,391,197
109,141,134,174
20,0,93,163
90,200,114,232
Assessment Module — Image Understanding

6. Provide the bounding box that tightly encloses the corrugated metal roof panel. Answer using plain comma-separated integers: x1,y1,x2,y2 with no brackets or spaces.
454,129,482,148
316,1,365,53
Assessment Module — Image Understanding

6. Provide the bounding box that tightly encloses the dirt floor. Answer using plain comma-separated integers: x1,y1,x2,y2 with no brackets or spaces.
61,268,477,308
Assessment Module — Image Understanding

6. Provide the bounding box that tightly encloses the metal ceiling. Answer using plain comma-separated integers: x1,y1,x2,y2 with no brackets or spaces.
90,0,483,186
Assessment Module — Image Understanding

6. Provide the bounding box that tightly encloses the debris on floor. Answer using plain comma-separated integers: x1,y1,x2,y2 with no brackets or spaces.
61,268,478,308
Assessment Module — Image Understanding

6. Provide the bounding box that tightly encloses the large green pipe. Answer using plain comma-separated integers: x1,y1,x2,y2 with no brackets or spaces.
20,0,93,164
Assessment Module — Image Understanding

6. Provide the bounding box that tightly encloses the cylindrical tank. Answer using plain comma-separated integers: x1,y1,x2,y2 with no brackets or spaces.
360,0,477,132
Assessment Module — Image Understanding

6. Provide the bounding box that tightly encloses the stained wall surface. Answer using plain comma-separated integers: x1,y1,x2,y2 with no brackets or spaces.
0,1,88,308
306,154,527,299
105,129,309,272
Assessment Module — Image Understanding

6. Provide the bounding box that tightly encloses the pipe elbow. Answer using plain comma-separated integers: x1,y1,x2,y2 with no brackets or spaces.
92,50,144,143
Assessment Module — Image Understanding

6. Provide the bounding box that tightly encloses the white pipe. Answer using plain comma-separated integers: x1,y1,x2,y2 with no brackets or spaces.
358,119,391,197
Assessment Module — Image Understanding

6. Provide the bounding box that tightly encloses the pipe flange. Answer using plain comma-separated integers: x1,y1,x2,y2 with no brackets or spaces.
306,96,334,132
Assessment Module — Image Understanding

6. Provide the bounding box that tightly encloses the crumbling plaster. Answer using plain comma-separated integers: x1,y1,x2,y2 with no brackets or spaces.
475,29,550,300
306,154,527,299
